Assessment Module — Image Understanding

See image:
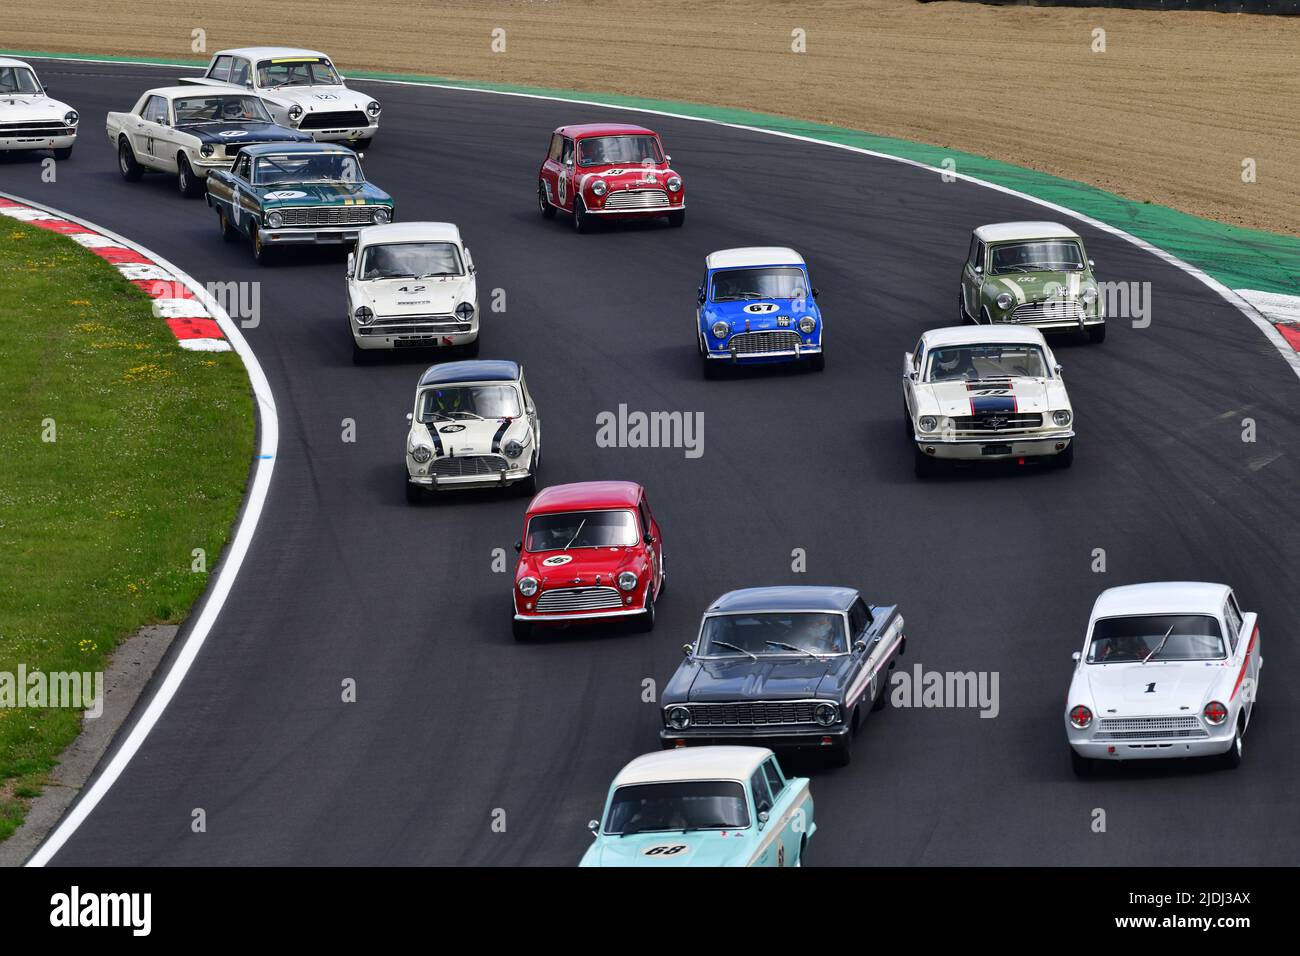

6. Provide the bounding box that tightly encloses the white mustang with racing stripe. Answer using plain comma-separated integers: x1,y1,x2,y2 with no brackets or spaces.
1065,582,1261,774
902,325,1074,477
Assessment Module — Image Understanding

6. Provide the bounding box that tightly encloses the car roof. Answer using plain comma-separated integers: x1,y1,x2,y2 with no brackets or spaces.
613,746,774,787
1091,582,1231,620
919,325,1049,348
706,247,806,270
133,86,223,100
417,360,519,387
974,221,1081,243
0,57,38,69
708,586,859,614
358,222,461,246
554,123,657,138
527,481,642,513
216,47,331,61
237,142,355,156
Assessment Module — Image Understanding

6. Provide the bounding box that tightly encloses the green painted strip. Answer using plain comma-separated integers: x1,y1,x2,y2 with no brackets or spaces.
8,48,1298,295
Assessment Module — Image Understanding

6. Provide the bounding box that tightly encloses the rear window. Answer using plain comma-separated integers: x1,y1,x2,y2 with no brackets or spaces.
1087,614,1226,663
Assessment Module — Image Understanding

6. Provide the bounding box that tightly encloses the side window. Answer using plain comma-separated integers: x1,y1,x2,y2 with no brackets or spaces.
560,137,574,165
1224,598,1243,651
230,58,251,86
966,234,980,266
913,340,925,375
236,155,252,181
547,133,563,161
145,96,169,125
762,758,785,800
637,499,652,539
848,598,872,638
749,770,772,815
974,241,986,271
208,55,232,81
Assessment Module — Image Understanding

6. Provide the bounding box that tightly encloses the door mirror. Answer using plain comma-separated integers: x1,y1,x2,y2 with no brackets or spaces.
853,639,867,653
347,251,355,275
757,810,770,829
682,643,693,658
565,158,574,167
1088,259,1095,269
405,412,413,423
697,287,705,304
587,819,600,836
665,154,672,162
643,532,654,545
1054,363,1064,376
1071,650,1081,663
811,288,820,299
514,541,522,553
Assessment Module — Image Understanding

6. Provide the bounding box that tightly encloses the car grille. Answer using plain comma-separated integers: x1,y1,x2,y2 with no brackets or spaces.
686,701,818,727
1094,716,1209,740
951,413,1044,432
358,316,469,337
1011,300,1085,324
535,586,625,613
277,206,380,227
0,121,75,137
729,330,801,355
298,111,369,131
429,454,508,478
602,188,669,211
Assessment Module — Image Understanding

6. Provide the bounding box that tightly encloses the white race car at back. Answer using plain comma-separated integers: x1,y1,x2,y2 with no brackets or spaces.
0,58,77,159
1065,582,1260,775
348,223,479,364
903,325,1074,477
180,48,381,148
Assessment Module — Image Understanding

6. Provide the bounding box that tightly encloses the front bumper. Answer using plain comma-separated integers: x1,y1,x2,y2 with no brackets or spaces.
353,319,477,350
514,606,647,623
298,122,379,144
660,724,850,750
408,466,531,491
1,131,76,151
261,225,367,245
1069,728,1235,762
706,343,822,365
587,197,685,218
913,431,1074,461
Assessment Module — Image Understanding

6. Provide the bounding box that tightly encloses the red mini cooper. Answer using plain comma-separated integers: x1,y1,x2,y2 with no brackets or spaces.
537,123,685,232
512,481,665,640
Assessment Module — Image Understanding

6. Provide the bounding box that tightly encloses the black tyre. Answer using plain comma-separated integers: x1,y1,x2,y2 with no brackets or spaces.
118,138,143,182
1219,719,1244,769
52,146,73,161
353,138,373,152
959,293,969,324
517,460,538,497
512,618,532,642
1087,322,1107,344
351,341,372,366
914,447,938,478
633,595,656,633
538,181,556,219
1055,440,1075,469
250,224,273,265
829,737,853,768
573,197,591,233
404,477,422,505
871,678,889,712
177,157,203,198
1070,748,1094,778
667,209,685,228
807,351,825,372
462,336,481,358
216,206,238,242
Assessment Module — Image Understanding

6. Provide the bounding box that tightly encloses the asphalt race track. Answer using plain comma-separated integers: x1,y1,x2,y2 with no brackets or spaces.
4,59,1298,866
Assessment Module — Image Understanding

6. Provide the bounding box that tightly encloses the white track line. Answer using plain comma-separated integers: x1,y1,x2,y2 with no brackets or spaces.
11,52,1299,864
0,191,279,867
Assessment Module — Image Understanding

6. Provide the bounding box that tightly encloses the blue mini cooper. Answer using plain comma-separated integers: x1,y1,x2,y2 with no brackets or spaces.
696,246,824,376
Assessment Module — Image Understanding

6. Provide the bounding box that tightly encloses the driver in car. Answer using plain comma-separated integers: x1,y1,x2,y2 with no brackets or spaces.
805,616,846,655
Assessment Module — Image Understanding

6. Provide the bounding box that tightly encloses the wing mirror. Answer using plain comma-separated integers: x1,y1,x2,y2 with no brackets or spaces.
514,541,522,553
665,154,672,162
1071,651,1081,663
405,412,413,423
347,252,355,275
682,643,694,658
643,532,654,545
853,639,867,653
811,288,820,299
697,287,705,304
1054,363,1064,376
757,810,770,830
1088,259,1095,269
587,819,599,837
974,265,984,275
565,158,574,167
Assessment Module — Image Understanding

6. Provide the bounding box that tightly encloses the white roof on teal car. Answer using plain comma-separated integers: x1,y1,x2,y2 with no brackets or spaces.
1091,582,1231,620
358,222,461,246
613,746,774,786
974,221,1080,243
217,47,332,61
920,324,1049,349
706,247,805,270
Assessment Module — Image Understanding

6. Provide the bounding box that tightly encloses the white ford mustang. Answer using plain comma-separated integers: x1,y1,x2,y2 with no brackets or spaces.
1065,582,1261,775
0,58,78,159
902,325,1074,477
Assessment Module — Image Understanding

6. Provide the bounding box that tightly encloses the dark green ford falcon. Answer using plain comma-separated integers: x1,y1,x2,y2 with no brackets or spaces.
205,142,394,264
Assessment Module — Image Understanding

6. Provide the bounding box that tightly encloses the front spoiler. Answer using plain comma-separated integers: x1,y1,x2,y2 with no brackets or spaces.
261,225,368,244
660,725,850,749
913,430,1074,461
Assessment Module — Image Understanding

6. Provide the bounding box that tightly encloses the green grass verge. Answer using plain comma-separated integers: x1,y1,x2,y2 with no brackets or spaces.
0,218,253,843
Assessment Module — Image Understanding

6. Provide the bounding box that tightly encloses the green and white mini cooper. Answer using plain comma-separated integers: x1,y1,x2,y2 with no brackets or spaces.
959,221,1105,344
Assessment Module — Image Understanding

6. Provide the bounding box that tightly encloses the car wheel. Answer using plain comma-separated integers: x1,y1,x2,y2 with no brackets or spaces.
512,618,532,642
250,224,272,265
52,146,73,161
351,341,372,366
1219,718,1244,769
829,737,853,768
573,197,591,233
462,336,481,359
1069,748,1095,778
118,138,143,182
538,181,556,219
1087,322,1107,344
216,207,238,242
634,594,656,632
404,474,423,505
959,293,969,324
980,307,992,325
1054,440,1075,469
518,460,538,497
177,157,203,198
353,138,372,152
913,447,938,478
667,209,686,228
903,407,915,440
871,678,889,712
807,351,825,372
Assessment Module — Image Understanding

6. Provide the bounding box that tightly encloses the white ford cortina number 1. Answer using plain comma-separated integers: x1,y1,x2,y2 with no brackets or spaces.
1066,582,1261,775
404,360,541,503
348,223,479,364
180,48,381,148
0,58,78,159
903,325,1074,477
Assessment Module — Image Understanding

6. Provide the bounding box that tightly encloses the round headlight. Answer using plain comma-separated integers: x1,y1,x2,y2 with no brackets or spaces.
591,179,608,196
617,571,638,592
367,100,382,117
666,175,682,192
1203,700,1228,725
64,110,79,126
710,320,729,339
265,211,284,229
518,576,539,597
813,703,838,727
287,105,303,122
1053,409,1072,427
410,444,432,463
996,292,1015,311
354,306,374,326
798,315,816,334
455,301,475,322
667,706,690,730
918,415,938,432
372,207,391,224
200,144,215,158
504,439,524,459
1069,705,1092,729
